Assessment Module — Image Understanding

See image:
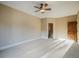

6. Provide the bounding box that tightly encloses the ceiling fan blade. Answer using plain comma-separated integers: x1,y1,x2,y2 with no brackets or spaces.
45,3,48,7
34,6,40,9
40,3,43,9
45,8,51,10
34,10,40,12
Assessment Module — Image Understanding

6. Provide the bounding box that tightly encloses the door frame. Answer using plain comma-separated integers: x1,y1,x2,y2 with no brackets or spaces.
47,22,55,39
48,23,53,38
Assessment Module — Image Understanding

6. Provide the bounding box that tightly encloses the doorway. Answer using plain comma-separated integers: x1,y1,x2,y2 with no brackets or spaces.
68,21,77,41
48,23,53,38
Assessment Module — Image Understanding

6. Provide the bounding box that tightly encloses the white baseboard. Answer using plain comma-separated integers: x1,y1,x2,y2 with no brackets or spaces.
0,38,40,51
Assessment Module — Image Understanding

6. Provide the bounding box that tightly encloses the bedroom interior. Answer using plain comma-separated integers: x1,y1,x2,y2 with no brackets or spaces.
0,1,79,58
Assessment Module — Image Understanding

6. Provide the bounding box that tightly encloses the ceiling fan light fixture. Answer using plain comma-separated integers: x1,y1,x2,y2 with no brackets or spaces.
34,2,51,13
40,9,45,12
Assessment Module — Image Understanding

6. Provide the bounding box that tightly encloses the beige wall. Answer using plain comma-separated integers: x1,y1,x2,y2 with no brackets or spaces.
77,11,79,44
41,18,48,39
55,15,77,40
0,4,41,48
41,15,77,40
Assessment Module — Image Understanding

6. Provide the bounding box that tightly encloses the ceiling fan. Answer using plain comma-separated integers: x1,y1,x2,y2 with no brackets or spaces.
34,3,51,13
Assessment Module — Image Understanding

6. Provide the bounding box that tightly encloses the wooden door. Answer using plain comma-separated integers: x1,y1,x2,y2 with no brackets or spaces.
48,23,53,38
68,21,77,41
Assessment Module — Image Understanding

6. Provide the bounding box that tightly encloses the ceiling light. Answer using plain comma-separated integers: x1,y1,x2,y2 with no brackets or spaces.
40,9,45,13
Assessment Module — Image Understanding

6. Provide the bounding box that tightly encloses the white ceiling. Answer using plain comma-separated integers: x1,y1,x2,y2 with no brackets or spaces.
0,1,79,18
